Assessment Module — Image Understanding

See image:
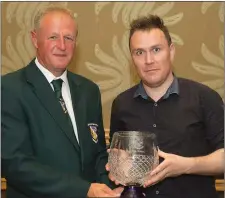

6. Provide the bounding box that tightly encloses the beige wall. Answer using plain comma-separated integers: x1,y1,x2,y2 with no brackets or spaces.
1,2,224,129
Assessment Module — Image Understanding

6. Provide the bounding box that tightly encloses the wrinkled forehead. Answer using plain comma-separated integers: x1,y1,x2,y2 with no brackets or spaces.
130,29,168,48
38,11,78,35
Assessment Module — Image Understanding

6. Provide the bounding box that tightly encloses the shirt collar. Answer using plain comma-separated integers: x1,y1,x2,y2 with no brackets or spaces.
35,57,68,84
134,75,179,100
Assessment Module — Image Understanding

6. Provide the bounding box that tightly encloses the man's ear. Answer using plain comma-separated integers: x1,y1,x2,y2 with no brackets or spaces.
169,43,175,63
30,30,38,49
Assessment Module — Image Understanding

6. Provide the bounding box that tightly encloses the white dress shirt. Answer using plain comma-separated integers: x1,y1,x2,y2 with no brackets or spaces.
35,58,79,143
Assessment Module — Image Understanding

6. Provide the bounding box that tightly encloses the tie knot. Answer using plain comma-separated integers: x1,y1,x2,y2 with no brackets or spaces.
52,79,63,99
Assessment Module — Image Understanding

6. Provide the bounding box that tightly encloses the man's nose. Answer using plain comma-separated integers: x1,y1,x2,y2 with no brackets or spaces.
57,37,66,51
145,52,154,64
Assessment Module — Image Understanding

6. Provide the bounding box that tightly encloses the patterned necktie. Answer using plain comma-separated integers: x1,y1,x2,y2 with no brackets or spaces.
51,79,68,114
51,79,79,148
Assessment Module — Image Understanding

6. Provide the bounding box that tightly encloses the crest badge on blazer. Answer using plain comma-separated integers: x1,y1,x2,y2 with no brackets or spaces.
88,123,98,143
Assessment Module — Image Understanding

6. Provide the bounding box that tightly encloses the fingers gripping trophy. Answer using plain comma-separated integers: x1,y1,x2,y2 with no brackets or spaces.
108,131,159,198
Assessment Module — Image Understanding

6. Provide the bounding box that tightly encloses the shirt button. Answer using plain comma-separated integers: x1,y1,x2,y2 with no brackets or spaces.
153,124,157,127
154,103,158,106
156,190,159,194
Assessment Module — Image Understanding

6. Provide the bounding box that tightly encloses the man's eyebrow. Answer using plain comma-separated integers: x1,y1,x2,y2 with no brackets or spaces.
64,34,75,38
132,44,163,52
131,48,146,52
47,33,75,39
150,44,163,49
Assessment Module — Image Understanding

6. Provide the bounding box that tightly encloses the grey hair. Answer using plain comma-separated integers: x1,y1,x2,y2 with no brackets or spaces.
33,4,75,30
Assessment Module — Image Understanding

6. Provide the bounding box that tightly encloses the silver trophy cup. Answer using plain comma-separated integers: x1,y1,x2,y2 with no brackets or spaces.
108,131,158,198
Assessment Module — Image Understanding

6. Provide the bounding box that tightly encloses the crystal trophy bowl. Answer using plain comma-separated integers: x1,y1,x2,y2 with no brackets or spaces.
108,131,158,198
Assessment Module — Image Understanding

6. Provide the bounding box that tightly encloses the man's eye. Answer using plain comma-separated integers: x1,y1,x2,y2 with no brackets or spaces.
136,50,144,56
49,36,57,40
64,36,74,41
153,48,160,53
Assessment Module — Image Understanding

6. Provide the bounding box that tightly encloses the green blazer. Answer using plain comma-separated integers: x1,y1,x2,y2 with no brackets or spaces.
2,59,111,198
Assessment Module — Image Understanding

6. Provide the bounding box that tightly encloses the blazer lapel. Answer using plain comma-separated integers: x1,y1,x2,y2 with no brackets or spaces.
25,60,80,151
67,73,86,165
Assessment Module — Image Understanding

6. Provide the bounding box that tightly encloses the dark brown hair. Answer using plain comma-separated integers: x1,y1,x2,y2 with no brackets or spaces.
129,15,172,48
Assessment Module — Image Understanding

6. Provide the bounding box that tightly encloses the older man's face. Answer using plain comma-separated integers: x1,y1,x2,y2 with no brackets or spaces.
31,11,77,76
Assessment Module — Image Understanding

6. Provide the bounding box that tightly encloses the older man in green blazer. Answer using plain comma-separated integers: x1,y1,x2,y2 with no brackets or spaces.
2,5,121,198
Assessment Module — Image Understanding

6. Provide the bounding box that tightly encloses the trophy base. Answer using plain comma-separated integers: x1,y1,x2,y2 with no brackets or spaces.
120,186,145,198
